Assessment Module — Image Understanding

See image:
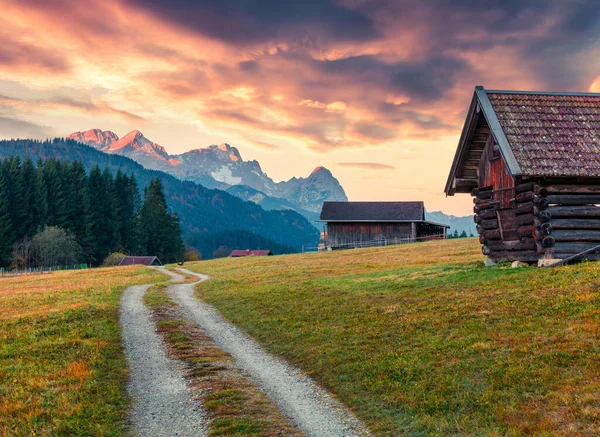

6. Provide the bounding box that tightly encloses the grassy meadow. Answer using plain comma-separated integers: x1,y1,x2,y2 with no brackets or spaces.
184,238,600,436
0,266,167,436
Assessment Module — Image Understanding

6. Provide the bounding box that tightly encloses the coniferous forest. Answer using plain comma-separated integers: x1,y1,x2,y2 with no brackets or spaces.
0,156,185,268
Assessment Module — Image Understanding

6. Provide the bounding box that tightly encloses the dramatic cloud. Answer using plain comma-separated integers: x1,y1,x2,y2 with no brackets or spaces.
336,162,395,171
1,0,600,214
0,34,70,73
124,0,378,45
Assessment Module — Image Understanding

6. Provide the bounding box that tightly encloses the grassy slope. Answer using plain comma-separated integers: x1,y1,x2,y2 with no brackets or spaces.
185,238,600,436
0,266,167,436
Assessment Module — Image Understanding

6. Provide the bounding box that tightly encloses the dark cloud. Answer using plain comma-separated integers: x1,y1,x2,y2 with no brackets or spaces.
0,116,52,139
350,122,396,141
124,0,378,45
315,54,470,101
0,35,70,72
336,162,395,170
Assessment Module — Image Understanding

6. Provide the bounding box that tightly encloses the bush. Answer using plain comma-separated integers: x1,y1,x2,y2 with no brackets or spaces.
102,252,126,267
12,227,84,268
185,248,201,262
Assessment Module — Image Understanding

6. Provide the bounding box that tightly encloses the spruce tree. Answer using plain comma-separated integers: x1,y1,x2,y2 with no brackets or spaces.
85,166,117,265
6,157,27,241
34,160,48,231
44,159,67,227
66,161,87,242
138,178,184,263
0,163,14,267
20,157,38,237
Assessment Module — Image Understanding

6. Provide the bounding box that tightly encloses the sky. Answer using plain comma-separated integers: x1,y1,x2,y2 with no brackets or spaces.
2,0,600,216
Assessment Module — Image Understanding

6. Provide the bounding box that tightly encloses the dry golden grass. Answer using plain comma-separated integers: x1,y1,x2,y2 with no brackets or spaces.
0,265,167,436
183,238,600,436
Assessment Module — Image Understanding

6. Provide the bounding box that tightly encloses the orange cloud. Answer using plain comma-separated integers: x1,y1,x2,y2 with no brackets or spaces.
1,0,599,216
336,162,395,170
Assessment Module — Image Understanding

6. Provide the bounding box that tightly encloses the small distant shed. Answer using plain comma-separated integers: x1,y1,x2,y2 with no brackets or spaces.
119,256,163,266
445,86,600,262
319,201,448,250
229,249,273,258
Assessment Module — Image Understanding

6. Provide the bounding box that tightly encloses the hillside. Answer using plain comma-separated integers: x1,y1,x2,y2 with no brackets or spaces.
184,238,600,435
425,210,476,235
0,139,319,255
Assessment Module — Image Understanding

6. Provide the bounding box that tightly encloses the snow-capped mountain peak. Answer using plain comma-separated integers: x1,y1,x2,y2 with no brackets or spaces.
68,128,348,216
67,129,119,150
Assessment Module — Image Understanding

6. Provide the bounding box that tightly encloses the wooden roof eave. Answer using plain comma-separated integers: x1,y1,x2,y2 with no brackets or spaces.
444,86,522,196
475,87,522,178
444,90,480,196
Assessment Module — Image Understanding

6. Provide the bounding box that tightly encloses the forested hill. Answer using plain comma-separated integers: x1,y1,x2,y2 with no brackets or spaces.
0,139,319,252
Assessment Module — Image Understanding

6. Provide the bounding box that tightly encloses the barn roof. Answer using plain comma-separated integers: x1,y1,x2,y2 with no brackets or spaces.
320,201,425,221
118,256,163,266
229,249,272,257
445,86,600,195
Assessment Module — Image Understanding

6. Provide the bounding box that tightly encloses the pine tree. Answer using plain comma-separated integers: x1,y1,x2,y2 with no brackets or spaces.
44,159,67,227
6,157,27,241
65,161,87,242
34,160,48,231
85,166,117,265
20,157,38,237
138,178,184,263
0,162,14,267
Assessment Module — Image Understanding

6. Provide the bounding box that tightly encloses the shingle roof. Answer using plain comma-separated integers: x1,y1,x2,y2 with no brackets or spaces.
487,91,600,177
320,201,425,221
229,250,272,257
119,256,162,266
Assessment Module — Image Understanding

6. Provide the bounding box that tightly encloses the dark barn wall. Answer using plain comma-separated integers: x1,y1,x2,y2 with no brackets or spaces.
327,222,413,248
326,222,446,248
479,139,515,208
474,141,537,261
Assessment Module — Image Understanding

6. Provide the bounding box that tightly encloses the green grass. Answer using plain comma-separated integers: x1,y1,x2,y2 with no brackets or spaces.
0,266,168,436
185,238,600,436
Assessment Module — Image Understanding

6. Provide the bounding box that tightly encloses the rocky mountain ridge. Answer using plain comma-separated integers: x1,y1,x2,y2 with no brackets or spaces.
67,129,347,217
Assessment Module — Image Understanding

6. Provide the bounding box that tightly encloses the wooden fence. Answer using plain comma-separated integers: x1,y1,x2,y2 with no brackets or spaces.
322,233,446,251
0,264,89,278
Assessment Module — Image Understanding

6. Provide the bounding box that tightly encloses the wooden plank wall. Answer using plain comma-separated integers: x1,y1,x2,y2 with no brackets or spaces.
327,222,412,248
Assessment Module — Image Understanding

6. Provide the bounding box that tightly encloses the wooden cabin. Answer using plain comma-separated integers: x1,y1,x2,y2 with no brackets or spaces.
229,249,272,257
319,201,448,250
446,86,600,263
119,256,163,266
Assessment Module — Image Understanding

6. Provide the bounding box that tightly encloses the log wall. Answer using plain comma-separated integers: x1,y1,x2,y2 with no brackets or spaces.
474,179,600,262
474,183,538,262
532,182,600,260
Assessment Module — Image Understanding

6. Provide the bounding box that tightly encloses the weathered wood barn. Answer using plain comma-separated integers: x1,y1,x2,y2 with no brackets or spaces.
118,256,163,266
446,86,600,262
319,201,448,250
229,249,272,257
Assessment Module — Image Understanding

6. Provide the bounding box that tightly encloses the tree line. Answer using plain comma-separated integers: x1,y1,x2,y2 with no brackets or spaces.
0,156,184,268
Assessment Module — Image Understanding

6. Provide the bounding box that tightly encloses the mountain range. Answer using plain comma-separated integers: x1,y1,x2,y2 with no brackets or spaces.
67,129,347,221
65,129,478,235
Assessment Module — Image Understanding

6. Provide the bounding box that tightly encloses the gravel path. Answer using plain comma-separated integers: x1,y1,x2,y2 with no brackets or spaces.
120,284,207,437
166,267,371,437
